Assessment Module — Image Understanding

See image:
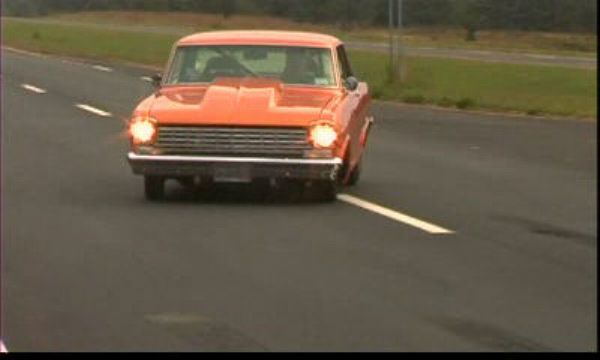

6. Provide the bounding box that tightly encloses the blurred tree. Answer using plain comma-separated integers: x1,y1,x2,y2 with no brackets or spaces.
2,0,596,33
451,0,484,41
220,0,237,19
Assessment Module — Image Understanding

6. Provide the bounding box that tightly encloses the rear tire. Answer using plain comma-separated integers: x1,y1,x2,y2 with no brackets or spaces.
145,176,165,201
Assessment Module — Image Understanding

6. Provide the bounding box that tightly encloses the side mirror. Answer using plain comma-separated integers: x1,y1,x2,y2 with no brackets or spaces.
151,74,163,89
344,76,359,92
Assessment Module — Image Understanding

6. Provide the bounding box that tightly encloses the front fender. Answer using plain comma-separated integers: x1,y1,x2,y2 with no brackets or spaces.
360,116,375,146
337,134,351,160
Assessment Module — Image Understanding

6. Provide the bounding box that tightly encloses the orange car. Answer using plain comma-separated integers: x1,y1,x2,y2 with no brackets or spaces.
127,31,374,201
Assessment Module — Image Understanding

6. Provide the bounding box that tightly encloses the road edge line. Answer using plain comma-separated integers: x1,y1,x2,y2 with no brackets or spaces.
338,194,455,235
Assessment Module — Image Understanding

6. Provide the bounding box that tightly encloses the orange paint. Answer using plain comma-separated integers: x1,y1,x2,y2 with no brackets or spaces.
130,31,372,178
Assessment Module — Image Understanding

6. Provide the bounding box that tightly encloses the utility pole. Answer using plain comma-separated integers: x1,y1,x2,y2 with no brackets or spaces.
397,0,406,82
388,0,395,80
388,0,406,82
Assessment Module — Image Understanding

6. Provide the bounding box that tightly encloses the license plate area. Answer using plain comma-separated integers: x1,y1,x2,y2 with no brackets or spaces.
213,165,252,183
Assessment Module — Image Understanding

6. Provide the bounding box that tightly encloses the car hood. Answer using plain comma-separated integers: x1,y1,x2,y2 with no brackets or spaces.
145,78,342,127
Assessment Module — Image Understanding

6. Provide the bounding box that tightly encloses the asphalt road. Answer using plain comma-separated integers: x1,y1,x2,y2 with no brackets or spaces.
1,49,597,352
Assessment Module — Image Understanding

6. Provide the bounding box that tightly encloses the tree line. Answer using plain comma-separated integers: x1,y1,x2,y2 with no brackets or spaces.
2,0,597,33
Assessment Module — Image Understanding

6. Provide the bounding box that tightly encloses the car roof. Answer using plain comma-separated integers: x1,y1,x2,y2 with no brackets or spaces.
177,31,343,48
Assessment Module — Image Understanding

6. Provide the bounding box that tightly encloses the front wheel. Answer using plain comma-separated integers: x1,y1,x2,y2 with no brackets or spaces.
144,176,165,201
346,159,363,187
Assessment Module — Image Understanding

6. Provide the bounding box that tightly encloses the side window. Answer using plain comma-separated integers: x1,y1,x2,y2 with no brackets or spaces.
194,48,217,74
336,45,353,79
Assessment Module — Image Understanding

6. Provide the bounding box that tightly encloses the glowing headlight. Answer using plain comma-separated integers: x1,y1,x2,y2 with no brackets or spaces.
130,117,157,145
310,125,338,148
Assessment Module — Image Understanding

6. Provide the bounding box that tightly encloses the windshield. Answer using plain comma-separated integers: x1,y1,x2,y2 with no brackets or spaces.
165,45,336,87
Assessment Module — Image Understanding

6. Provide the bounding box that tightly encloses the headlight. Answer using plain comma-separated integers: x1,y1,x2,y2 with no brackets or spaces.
310,125,338,148
129,116,157,145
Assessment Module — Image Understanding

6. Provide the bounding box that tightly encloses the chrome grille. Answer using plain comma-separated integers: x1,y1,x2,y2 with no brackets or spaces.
155,126,312,158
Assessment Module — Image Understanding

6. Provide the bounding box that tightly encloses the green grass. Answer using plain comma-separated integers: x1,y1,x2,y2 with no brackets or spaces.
2,19,178,65
2,19,597,119
352,51,596,118
41,11,599,57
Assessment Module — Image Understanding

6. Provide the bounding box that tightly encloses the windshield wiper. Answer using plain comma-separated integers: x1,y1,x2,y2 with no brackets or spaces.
215,49,259,78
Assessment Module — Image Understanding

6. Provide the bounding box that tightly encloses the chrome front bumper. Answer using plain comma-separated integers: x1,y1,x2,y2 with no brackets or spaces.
127,153,343,181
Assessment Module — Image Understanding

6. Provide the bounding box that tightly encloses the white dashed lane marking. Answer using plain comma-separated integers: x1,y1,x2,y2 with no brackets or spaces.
21,83,47,94
338,194,455,235
92,65,113,72
141,76,153,82
75,104,113,117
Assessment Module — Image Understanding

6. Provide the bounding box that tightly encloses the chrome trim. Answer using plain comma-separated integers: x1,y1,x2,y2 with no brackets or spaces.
154,126,313,157
128,152,343,165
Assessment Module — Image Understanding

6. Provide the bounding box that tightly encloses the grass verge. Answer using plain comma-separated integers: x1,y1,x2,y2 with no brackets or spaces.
2,18,597,119
44,11,599,57
352,51,596,118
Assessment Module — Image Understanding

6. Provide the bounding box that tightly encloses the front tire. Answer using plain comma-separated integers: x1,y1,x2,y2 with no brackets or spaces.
176,176,196,189
346,160,362,187
145,176,165,201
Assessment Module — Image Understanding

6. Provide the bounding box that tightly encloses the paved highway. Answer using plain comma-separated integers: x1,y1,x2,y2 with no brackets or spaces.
1,49,596,351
